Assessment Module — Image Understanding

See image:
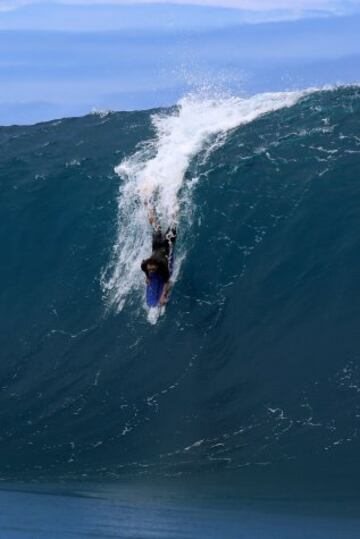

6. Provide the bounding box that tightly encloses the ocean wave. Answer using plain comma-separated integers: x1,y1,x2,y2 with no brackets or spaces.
1,85,360,479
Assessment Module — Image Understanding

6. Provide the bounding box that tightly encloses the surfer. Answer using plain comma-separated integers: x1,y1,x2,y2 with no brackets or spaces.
141,208,177,306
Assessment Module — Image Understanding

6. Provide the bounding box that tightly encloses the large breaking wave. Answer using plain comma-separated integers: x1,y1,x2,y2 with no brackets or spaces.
102,91,309,317
1,86,360,480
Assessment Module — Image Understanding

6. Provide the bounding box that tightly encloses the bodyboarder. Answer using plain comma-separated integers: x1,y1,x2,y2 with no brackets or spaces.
141,207,177,306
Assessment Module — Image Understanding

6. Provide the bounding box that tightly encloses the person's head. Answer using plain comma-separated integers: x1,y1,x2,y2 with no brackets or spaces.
146,260,158,274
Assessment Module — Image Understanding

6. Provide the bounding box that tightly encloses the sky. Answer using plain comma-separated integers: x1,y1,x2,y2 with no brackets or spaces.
0,1,359,124
0,0,359,12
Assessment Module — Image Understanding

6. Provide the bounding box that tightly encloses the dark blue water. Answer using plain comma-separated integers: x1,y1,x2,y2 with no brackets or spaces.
0,86,360,486
1,477,360,538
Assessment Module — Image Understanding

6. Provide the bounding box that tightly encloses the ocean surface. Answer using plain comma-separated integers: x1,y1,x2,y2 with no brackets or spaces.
1,476,360,539
1,86,360,495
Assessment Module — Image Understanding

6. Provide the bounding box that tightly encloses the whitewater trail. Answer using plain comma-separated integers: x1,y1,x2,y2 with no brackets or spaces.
102,90,312,315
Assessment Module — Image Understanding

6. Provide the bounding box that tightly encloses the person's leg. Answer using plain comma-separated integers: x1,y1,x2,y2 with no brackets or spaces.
146,203,161,232
165,226,176,275
165,225,177,246
152,229,164,251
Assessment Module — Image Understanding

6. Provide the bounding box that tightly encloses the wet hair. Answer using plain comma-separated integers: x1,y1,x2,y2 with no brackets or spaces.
141,253,170,283
146,257,159,268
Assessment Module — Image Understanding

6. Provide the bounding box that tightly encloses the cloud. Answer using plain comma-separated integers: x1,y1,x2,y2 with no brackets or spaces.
0,0,358,13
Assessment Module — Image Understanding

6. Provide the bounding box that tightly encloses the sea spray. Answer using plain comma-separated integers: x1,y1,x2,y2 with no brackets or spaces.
102,90,310,313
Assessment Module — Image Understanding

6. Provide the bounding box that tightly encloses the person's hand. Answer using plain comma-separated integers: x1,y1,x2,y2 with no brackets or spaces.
159,293,168,306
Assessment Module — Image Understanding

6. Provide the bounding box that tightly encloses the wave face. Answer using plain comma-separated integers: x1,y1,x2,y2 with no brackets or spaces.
1,86,360,479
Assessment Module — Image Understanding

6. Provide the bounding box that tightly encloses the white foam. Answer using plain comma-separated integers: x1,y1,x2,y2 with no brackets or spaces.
102,89,311,313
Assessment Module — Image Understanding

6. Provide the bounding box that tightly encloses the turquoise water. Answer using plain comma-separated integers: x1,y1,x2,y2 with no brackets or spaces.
0,86,360,482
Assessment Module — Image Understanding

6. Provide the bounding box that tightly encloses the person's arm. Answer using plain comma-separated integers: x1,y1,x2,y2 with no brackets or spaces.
159,281,170,305
158,262,171,305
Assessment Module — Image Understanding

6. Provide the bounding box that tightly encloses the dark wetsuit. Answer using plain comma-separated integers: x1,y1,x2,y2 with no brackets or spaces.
141,225,177,283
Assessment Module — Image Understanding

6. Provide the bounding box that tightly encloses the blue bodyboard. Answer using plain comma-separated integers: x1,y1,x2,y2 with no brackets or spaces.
146,273,165,307
146,253,174,308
